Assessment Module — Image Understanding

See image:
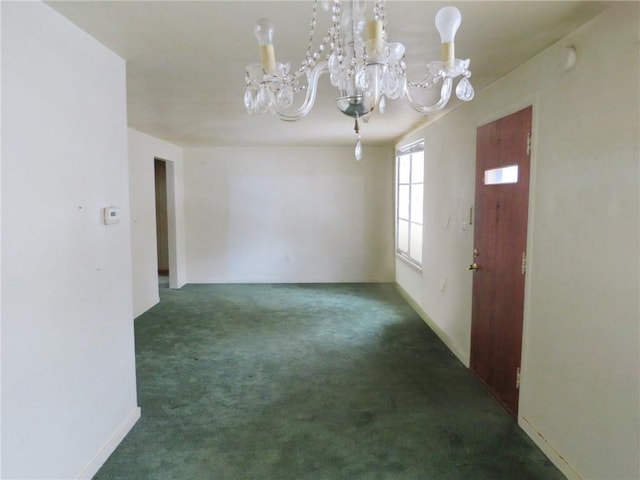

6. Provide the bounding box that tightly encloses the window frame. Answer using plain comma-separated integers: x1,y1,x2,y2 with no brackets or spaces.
395,140,424,270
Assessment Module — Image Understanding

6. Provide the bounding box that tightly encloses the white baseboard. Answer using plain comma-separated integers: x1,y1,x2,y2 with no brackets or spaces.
134,296,159,318
520,415,583,480
76,406,141,480
395,282,583,479
394,283,470,367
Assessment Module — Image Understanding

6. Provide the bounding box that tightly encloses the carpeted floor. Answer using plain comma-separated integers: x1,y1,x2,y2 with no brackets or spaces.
94,283,565,480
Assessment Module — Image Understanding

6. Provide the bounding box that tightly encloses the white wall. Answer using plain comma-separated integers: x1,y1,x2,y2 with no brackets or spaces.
129,128,185,317
1,3,140,479
0,2,3,475
395,115,477,365
184,146,394,283
396,4,639,479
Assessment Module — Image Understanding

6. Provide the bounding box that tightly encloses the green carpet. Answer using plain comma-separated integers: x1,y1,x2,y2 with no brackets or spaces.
94,283,564,480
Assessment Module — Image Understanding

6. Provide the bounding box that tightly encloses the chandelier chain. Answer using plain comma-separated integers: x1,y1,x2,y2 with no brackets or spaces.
331,1,345,73
295,0,327,80
374,0,386,28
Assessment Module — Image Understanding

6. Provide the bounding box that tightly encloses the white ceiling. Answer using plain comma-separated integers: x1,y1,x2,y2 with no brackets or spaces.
47,1,610,148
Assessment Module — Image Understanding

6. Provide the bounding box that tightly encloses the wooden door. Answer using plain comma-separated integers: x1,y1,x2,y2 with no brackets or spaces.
470,106,532,416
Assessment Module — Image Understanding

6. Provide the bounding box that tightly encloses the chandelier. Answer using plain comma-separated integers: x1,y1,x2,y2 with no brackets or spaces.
244,0,474,160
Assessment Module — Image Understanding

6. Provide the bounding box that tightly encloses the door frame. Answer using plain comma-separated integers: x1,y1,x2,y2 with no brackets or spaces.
154,156,179,290
473,93,539,419
155,159,170,276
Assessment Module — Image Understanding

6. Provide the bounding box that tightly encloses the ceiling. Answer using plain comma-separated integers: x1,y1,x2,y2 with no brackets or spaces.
47,1,609,148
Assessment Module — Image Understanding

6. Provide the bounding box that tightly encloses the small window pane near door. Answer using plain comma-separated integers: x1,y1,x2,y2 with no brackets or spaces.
410,184,423,223
411,152,424,183
395,141,424,268
398,155,411,183
409,224,423,264
398,220,410,252
398,185,410,220
484,165,519,185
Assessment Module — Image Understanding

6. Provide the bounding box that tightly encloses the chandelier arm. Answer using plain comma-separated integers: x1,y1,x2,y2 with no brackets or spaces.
271,61,329,121
403,77,453,114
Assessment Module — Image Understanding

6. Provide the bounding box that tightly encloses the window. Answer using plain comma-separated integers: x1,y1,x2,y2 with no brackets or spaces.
396,141,424,268
484,165,519,185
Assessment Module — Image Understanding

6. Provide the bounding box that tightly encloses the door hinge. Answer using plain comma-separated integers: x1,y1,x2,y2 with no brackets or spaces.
516,367,521,390
526,132,531,156
521,251,526,275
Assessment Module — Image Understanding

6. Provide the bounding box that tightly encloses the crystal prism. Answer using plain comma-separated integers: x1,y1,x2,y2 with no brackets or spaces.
355,138,362,161
276,87,294,109
378,95,386,114
455,77,475,101
256,85,273,113
244,87,254,114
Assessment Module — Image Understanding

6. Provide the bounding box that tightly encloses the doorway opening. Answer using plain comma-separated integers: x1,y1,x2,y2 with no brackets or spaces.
154,158,170,289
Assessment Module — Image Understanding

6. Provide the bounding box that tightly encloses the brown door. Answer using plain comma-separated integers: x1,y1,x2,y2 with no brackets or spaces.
470,106,532,416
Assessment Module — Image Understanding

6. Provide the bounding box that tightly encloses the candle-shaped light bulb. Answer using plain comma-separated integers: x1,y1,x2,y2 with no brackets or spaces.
254,18,276,72
435,6,461,68
365,19,384,61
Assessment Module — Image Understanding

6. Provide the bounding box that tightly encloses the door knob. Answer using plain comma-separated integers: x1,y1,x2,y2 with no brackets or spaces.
469,262,479,271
